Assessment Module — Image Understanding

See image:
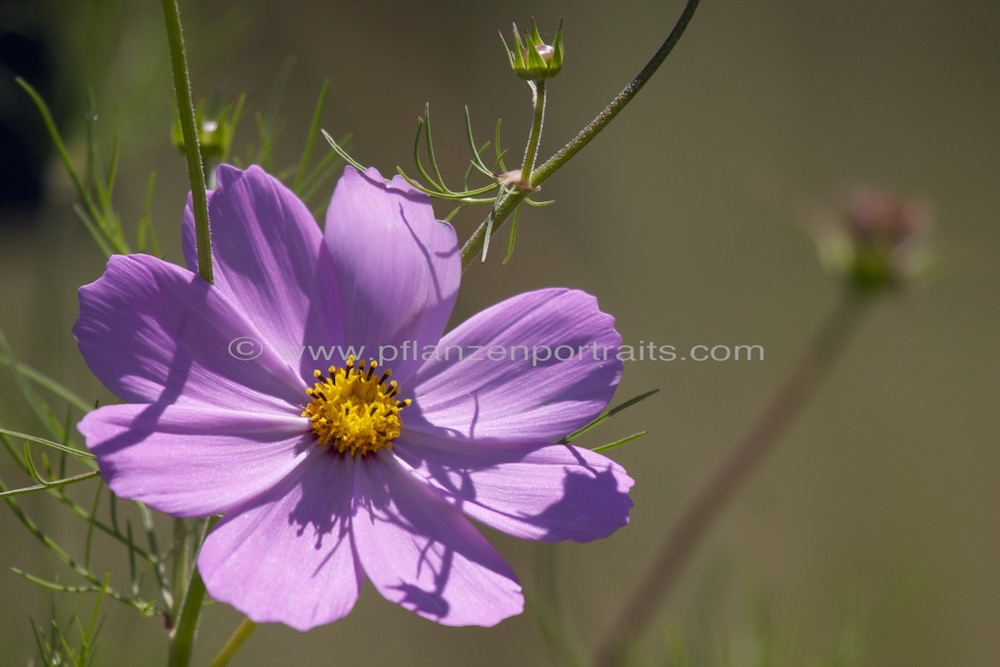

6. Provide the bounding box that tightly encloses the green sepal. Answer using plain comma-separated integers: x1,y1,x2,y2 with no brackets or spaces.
504,19,564,81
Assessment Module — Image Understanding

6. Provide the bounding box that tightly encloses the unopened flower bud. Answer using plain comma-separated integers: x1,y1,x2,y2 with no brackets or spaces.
502,18,564,81
171,96,239,161
845,188,926,248
816,187,933,291
533,44,555,64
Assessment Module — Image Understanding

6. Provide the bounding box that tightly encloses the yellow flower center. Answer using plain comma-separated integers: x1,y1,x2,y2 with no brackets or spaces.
302,356,410,456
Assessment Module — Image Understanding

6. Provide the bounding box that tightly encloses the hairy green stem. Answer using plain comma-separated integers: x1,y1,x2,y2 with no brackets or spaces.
168,517,213,667
162,4,213,657
460,0,700,269
168,569,207,667
209,618,258,667
520,81,547,183
169,518,190,628
162,0,213,284
593,290,871,666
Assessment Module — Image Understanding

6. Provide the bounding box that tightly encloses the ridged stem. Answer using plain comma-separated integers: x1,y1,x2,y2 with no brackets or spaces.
162,0,213,284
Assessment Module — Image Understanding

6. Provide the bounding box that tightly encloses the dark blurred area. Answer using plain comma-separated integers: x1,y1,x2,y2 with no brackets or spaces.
0,0,63,214
1,1,999,665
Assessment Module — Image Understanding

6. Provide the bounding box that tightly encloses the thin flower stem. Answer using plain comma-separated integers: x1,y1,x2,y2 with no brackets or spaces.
460,0,700,269
162,0,213,284
162,3,214,660
170,518,190,626
0,476,150,613
593,290,871,667
0,352,92,414
168,516,214,666
532,0,699,189
0,470,99,499
208,618,258,667
168,569,207,667
520,81,547,183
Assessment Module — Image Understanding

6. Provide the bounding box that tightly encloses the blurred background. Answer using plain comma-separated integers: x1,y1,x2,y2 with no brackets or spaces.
1,0,998,664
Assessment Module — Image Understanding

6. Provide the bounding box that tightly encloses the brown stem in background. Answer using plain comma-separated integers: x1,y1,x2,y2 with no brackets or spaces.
594,290,871,666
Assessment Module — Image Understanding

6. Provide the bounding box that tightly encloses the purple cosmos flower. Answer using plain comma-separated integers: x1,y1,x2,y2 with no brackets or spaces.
74,165,633,630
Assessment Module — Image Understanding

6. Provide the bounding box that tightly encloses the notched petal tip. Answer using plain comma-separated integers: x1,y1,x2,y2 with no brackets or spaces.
73,253,157,342
214,161,245,186
324,162,461,383
338,164,437,207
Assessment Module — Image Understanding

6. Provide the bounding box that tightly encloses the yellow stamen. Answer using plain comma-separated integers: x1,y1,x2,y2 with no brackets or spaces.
301,356,410,456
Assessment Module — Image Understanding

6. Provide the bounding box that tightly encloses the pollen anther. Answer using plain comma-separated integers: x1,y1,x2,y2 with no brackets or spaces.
301,356,410,456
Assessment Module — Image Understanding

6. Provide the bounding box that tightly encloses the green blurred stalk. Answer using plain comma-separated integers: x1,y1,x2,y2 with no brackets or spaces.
594,290,871,666
209,618,258,667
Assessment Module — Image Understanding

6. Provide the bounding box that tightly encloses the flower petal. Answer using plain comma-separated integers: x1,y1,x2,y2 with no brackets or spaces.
394,430,633,542
352,454,522,626
78,403,310,517
199,453,362,631
74,254,304,410
183,164,345,382
324,167,460,383
408,289,622,441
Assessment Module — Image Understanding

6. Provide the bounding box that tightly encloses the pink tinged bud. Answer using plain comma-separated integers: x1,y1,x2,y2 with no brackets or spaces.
502,18,564,81
846,187,928,247
534,44,555,64
818,187,934,291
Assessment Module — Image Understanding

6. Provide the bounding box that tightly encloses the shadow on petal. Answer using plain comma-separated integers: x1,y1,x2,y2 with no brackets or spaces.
352,455,522,626
394,433,634,543
87,278,204,458
527,465,633,542
197,449,363,631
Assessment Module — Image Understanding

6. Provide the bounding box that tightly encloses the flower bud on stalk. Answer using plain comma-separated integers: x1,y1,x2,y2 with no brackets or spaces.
502,18,564,81
817,187,934,291
171,96,238,161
